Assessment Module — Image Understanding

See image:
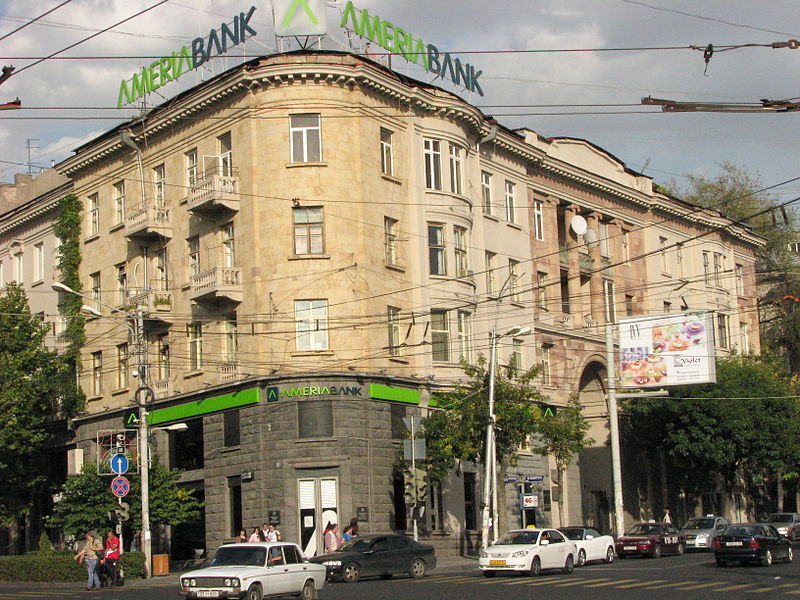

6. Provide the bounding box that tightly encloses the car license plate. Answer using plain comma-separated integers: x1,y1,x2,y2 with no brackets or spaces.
726,541,742,546
623,545,636,550
489,560,506,566
198,592,220,598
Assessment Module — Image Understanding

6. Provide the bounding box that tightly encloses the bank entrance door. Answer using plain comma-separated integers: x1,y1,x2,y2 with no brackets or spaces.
298,475,339,557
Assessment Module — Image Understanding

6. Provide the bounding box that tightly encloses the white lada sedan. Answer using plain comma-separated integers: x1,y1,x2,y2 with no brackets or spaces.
479,528,577,577
179,542,326,600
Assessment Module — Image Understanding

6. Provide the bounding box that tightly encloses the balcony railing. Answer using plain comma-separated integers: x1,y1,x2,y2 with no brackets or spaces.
190,266,242,303
220,362,239,381
152,378,172,400
125,204,172,239
187,168,240,213
128,286,173,320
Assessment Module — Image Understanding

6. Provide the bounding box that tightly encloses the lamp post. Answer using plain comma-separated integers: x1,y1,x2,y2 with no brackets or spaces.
481,325,531,549
53,281,155,577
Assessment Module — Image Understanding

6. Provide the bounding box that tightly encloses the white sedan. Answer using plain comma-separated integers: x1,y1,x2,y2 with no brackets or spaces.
479,528,577,577
558,527,616,566
179,542,326,600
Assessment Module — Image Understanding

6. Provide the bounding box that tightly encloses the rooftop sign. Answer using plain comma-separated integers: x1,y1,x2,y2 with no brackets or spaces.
116,6,258,108
274,0,327,37
339,1,484,96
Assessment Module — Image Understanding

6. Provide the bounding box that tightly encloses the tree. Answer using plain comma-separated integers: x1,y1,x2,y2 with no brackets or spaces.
0,284,63,524
48,460,203,540
531,395,593,526
422,358,546,532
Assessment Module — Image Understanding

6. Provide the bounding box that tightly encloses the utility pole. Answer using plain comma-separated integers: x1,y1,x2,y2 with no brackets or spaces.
133,308,153,578
605,321,625,537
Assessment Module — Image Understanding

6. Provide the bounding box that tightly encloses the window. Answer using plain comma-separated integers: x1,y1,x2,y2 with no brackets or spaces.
560,269,570,314
504,181,516,223
423,138,442,190
457,310,472,363
713,252,724,286
676,242,684,277
390,404,407,439
536,271,548,309
380,128,393,175
171,419,204,470
463,472,477,530
13,251,23,283
428,224,446,275
117,343,129,389
454,226,468,277
290,113,321,163
293,207,324,255
508,259,519,302
188,236,200,277
91,351,102,395
0,260,4,286
430,483,445,531
228,475,242,538
740,322,750,353
481,171,492,215
224,410,240,447
663,301,672,313
188,322,203,370
485,251,496,296
621,230,630,263
90,272,101,311
603,279,616,322
716,313,729,348
384,217,399,266
218,132,233,176
113,181,125,225
298,400,333,437
599,222,609,258
88,193,100,235
222,222,236,267
224,313,238,362
295,299,328,351
33,242,44,281
659,236,669,274
157,333,170,380
388,306,401,356
153,164,166,205
533,200,544,241
449,143,462,195
510,338,523,376
185,148,198,186
155,248,169,290
541,344,552,385
702,251,710,284
116,263,128,305
431,309,450,362
735,263,744,296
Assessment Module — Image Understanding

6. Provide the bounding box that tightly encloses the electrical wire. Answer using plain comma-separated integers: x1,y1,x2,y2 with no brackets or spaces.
0,0,75,43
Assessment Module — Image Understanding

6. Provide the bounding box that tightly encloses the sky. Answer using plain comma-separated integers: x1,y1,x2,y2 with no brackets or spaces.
1,0,799,203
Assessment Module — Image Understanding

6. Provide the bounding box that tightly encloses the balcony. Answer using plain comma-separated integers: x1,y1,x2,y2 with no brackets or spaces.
125,204,172,239
128,287,173,322
187,169,240,213
578,252,594,272
152,379,172,400
190,266,242,303
220,362,239,381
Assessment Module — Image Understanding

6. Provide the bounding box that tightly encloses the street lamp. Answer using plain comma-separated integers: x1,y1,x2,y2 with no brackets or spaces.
53,281,155,577
481,325,531,550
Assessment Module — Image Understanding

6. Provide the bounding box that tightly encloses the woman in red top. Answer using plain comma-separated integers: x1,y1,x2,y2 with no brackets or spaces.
103,530,121,587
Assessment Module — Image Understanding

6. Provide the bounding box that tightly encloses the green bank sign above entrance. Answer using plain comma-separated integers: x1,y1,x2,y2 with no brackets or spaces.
340,1,485,96
116,6,257,108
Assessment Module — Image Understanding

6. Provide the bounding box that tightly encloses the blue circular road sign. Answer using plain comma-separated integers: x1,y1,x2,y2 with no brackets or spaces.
110,453,129,475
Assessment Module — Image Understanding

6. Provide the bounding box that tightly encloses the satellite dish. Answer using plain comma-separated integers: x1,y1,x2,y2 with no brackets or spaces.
583,228,598,244
570,215,588,235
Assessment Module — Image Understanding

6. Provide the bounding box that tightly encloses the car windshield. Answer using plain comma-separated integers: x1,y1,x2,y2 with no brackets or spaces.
494,531,539,545
627,524,661,535
211,546,266,567
559,529,584,541
766,514,792,523
725,525,759,536
338,538,372,552
683,518,715,530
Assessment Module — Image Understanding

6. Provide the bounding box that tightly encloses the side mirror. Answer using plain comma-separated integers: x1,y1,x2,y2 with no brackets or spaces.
540,540,550,546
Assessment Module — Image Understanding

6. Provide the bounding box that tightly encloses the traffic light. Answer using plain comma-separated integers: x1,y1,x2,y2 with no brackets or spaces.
414,469,428,502
115,501,130,522
403,468,417,504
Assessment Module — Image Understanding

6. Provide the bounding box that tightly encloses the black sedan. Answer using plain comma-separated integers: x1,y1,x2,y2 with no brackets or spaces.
714,523,793,567
309,534,436,583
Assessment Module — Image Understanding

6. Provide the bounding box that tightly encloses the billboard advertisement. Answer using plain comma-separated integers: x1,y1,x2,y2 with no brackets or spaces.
618,312,716,388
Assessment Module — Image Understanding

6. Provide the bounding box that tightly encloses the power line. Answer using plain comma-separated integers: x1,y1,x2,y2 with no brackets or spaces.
0,0,75,43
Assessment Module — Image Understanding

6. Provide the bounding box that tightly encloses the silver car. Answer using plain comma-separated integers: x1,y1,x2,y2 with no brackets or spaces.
680,516,729,551
765,513,800,542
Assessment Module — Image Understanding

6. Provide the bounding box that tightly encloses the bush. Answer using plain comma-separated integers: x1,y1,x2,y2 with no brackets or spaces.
120,552,145,579
37,532,54,554
0,551,146,581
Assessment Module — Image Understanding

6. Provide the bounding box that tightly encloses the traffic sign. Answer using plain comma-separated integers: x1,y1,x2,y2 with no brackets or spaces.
111,476,130,498
110,454,129,475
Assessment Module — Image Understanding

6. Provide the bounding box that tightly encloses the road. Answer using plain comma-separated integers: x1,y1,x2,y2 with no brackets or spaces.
1,550,798,600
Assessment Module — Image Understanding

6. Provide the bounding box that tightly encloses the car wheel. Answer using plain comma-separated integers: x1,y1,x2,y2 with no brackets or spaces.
562,554,575,574
676,542,685,556
577,549,586,567
409,558,426,579
528,556,541,577
298,580,316,600
379,573,393,580
482,571,496,578
787,547,794,563
762,549,773,567
246,583,263,600
341,562,360,583
652,545,662,559
605,546,615,564
715,558,726,567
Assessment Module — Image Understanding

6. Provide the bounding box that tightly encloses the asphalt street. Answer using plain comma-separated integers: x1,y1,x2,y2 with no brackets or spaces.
1,550,799,600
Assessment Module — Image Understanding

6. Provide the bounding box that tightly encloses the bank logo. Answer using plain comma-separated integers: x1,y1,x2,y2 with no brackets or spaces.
266,386,280,402
274,0,327,36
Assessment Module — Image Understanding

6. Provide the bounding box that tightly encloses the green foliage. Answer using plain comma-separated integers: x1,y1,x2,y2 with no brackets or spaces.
0,284,63,524
531,394,593,478
0,551,145,581
120,551,146,579
37,532,54,554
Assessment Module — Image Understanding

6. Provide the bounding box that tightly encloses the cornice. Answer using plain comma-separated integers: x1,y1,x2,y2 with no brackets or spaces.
0,188,66,235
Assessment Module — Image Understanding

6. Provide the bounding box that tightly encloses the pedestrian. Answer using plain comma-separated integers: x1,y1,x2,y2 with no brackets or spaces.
73,531,103,591
235,529,248,543
663,509,672,524
348,517,359,538
103,529,121,587
323,523,339,553
267,524,283,542
341,525,353,543
248,526,266,543
261,522,270,540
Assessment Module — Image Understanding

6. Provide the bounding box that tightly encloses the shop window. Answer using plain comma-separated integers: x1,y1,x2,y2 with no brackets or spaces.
298,400,333,438
172,419,204,470
224,409,240,447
